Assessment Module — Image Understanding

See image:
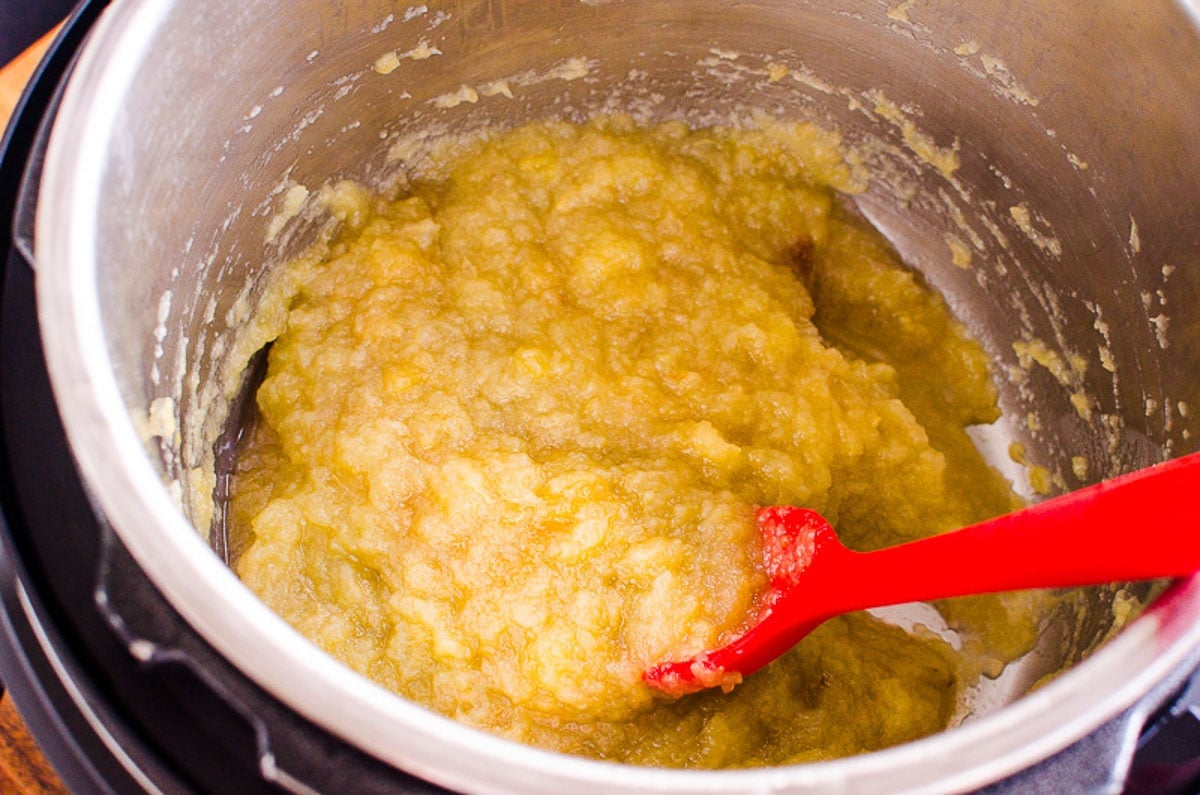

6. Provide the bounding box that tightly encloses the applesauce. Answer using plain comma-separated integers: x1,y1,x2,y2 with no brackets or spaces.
228,115,1040,767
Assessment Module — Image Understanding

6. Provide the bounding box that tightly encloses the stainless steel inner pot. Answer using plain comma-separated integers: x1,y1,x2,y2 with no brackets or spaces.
32,0,1200,792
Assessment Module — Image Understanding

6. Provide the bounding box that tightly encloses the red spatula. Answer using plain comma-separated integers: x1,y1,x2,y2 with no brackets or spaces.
644,450,1200,696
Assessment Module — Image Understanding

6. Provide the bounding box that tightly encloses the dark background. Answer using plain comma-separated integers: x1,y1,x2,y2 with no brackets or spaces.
1,0,78,67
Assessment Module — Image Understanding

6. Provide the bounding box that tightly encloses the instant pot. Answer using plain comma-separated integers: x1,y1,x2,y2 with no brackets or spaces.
3,0,1200,792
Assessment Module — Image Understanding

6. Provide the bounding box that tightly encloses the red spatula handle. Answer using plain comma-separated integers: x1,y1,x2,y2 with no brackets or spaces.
825,449,1200,616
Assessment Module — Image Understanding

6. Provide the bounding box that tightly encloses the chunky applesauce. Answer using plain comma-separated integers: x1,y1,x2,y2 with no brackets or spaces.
228,116,1040,767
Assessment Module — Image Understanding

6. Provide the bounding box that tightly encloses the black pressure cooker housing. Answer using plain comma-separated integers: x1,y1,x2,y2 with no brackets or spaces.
1,3,1199,794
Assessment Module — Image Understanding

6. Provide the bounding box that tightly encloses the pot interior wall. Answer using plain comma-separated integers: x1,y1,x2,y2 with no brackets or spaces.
86,0,1200,744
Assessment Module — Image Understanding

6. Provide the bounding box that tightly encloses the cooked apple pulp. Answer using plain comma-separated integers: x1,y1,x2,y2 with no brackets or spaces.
228,115,1046,767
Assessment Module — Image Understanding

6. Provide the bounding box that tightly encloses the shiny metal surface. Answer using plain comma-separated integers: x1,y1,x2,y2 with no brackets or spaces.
33,0,1200,791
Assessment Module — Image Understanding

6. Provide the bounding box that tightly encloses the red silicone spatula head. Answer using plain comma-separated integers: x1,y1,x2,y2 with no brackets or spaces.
643,506,844,696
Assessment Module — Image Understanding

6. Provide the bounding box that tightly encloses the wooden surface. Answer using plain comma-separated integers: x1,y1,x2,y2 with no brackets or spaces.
0,696,68,794
1,24,72,795
0,24,61,131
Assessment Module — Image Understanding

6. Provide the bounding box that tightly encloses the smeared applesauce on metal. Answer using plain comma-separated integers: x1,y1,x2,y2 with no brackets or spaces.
229,116,1042,766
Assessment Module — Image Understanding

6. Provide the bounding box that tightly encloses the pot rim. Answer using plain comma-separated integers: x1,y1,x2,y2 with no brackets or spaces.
34,1,1200,792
